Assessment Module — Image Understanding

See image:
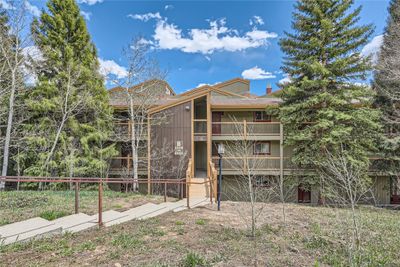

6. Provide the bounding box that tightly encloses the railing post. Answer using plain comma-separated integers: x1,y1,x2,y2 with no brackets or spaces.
243,120,247,139
98,179,103,227
75,181,79,214
164,181,167,202
186,180,190,208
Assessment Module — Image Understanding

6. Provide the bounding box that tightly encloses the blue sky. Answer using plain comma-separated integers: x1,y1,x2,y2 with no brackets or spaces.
26,0,390,95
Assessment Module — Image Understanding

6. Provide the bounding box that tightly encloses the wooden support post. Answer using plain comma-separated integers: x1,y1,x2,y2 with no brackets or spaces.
164,182,167,202
210,177,213,204
243,120,247,139
74,181,79,214
186,182,190,208
180,180,184,199
98,180,103,227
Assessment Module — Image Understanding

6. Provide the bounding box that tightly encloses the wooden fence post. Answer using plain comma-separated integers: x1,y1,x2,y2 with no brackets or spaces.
164,182,167,202
75,181,79,214
98,180,103,227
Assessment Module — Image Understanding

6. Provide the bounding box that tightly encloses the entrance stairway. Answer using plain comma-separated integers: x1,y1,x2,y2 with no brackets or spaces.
0,198,209,246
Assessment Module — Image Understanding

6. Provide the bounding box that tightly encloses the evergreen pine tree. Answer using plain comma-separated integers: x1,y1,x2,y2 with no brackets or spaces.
279,0,381,187
373,0,400,176
24,0,116,177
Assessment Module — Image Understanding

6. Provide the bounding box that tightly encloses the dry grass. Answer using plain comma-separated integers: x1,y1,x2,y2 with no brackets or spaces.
0,189,168,225
0,198,399,266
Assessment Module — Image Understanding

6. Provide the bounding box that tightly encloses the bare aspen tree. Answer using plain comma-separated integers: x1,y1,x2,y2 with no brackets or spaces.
219,118,276,232
319,145,372,264
0,1,31,189
109,37,167,191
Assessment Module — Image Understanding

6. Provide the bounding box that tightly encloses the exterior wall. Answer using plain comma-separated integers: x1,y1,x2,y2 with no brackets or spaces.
371,176,391,205
150,101,192,179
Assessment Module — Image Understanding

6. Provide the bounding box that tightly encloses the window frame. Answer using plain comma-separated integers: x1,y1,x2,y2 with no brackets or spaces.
253,141,271,155
253,111,272,122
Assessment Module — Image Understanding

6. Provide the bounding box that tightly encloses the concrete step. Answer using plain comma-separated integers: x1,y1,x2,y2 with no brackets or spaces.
0,217,52,239
1,223,61,246
68,210,127,233
52,213,93,233
138,201,188,220
173,198,209,212
105,203,162,227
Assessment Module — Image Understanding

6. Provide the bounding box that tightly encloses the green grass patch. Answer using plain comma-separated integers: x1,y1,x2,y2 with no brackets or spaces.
40,210,68,221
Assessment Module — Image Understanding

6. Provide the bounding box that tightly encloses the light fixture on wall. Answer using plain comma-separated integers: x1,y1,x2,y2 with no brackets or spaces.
185,105,190,111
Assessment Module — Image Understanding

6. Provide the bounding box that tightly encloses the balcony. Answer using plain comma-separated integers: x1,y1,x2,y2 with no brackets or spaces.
211,156,295,175
112,121,148,140
212,121,281,141
109,156,148,175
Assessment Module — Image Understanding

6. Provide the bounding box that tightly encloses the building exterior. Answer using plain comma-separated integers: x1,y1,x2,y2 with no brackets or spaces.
108,78,398,205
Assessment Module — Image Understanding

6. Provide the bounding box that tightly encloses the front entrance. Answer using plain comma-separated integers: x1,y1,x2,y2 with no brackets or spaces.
298,185,311,203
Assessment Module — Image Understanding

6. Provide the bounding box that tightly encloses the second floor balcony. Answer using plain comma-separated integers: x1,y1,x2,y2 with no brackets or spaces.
212,121,281,141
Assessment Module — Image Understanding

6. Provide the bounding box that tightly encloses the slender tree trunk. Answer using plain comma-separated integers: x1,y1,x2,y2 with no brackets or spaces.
1,71,16,190
129,98,139,191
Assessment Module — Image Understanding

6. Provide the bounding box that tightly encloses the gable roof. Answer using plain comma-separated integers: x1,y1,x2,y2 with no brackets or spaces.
109,79,176,96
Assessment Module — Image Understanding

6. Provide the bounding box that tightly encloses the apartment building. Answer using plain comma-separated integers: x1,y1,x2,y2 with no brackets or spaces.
108,78,398,205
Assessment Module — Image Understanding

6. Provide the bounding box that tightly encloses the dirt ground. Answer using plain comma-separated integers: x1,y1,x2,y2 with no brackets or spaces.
1,201,399,267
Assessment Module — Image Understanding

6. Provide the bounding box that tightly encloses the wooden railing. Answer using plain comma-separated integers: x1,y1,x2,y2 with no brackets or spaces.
209,161,218,201
113,121,148,138
212,121,281,137
109,156,148,173
194,119,207,135
186,159,192,208
211,156,292,171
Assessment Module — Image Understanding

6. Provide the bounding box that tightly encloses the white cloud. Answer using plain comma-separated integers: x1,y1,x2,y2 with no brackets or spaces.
165,5,173,10
98,58,128,79
24,1,40,17
80,10,91,20
0,0,14,9
242,66,276,80
249,15,264,26
361,35,383,64
152,18,277,54
22,46,44,85
279,74,291,84
197,81,220,88
77,0,103,5
128,12,162,22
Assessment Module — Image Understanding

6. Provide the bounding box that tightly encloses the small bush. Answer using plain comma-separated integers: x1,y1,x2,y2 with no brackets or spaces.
175,220,185,226
195,219,206,226
181,252,208,267
40,210,68,221
112,233,143,249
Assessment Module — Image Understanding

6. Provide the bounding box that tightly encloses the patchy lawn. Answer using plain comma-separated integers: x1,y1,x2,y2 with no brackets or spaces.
0,190,168,225
0,200,399,266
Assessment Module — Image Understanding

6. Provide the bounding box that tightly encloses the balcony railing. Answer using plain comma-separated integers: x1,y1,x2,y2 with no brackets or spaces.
112,121,148,139
110,156,148,173
211,156,293,171
194,119,207,135
212,121,281,137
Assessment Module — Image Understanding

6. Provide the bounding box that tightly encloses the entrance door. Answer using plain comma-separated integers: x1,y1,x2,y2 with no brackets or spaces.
212,112,223,135
298,185,311,203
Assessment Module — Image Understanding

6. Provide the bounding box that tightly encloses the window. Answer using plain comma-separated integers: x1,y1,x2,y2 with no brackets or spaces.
253,111,271,122
253,141,271,155
253,176,275,188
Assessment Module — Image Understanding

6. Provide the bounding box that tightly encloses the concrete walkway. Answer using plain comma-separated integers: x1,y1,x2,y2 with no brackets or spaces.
0,198,209,246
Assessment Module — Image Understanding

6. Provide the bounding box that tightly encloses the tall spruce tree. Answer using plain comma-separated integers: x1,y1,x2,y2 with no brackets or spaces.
24,0,115,177
373,0,400,177
279,0,381,188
